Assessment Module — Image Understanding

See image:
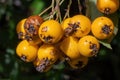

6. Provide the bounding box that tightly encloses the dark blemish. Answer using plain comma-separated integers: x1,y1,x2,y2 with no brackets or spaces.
72,22,80,30
25,34,32,41
75,61,83,68
35,57,51,72
43,35,53,43
85,40,87,42
89,41,92,44
28,24,36,34
36,64,45,72
65,22,80,36
41,26,48,32
18,32,24,39
102,25,112,35
64,27,73,36
80,30,84,33
90,43,98,56
104,8,111,14
21,55,27,62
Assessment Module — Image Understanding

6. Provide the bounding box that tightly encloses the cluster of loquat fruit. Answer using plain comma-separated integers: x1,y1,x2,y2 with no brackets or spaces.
16,0,119,72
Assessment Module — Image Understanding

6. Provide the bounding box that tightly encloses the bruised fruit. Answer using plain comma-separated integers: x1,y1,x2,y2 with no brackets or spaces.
24,15,44,40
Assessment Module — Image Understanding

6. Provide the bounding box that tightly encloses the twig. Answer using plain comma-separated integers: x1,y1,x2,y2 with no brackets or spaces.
77,0,82,14
85,0,90,17
60,0,64,5
39,0,65,21
63,0,72,20
55,0,62,22
38,6,52,16
48,0,55,19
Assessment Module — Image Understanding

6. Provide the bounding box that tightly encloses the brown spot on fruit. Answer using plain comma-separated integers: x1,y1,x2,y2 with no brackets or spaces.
21,55,27,62
24,15,44,37
64,22,80,36
35,58,51,72
90,43,98,56
104,8,111,14
18,32,24,39
43,35,53,43
102,25,112,35
27,24,36,35
64,27,73,36
41,26,48,32
25,34,32,41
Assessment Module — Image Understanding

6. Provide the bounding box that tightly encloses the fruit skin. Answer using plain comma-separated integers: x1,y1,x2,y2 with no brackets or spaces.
61,18,72,37
16,18,26,39
60,36,81,60
97,0,119,14
16,40,38,62
91,16,114,39
64,15,91,38
77,35,100,57
38,20,63,44
61,18,71,30
68,56,88,69
37,44,59,65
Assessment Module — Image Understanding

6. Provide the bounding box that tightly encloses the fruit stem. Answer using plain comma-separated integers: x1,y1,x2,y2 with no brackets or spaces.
38,5,52,17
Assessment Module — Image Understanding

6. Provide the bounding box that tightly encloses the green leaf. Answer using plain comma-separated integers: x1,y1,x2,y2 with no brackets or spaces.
30,0,45,15
106,13,119,36
88,0,103,21
99,40,112,49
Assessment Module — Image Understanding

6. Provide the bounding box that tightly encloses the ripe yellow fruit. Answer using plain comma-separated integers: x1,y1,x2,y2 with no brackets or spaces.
64,15,91,38
16,18,26,39
97,0,119,14
16,40,38,62
60,36,81,60
68,56,88,69
61,18,72,37
91,16,114,39
78,35,100,57
39,20,63,44
37,44,59,65
61,18,71,30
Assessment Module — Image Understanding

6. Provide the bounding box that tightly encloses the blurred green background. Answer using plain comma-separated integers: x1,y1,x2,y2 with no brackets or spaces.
0,0,120,80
